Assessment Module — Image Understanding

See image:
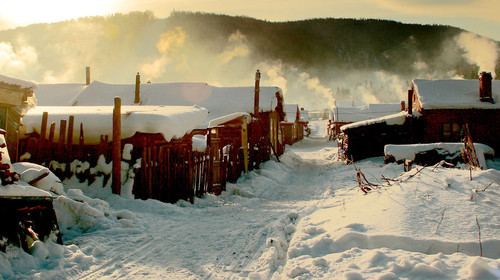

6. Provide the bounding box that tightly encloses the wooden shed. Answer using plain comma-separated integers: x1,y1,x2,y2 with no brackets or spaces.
282,104,306,145
331,102,403,140
0,74,37,162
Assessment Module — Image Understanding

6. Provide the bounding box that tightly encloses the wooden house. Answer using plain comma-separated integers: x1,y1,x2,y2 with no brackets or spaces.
282,104,299,145
22,71,287,202
340,72,500,162
339,112,415,161
282,104,308,145
0,74,37,161
68,72,286,155
19,104,210,203
330,102,403,140
409,72,500,154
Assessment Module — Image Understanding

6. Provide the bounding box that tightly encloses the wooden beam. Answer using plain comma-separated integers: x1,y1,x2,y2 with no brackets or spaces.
67,115,74,145
241,120,249,173
112,97,121,195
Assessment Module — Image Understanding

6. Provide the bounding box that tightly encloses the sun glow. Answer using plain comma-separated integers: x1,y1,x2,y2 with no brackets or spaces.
1,0,118,26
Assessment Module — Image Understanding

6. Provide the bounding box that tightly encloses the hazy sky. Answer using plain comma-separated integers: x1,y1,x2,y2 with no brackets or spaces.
1,0,499,41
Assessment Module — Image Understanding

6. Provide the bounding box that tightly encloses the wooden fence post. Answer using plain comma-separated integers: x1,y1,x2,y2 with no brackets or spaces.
112,97,121,195
67,116,74,146
241,121,249,173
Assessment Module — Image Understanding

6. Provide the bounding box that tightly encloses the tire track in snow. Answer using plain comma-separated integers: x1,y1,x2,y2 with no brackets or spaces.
65,136,341,279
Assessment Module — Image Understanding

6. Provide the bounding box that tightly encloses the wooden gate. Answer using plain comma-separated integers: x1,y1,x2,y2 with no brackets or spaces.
133,142,211,203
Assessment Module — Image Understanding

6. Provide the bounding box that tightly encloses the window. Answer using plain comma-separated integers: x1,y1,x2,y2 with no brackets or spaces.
442,121,462,140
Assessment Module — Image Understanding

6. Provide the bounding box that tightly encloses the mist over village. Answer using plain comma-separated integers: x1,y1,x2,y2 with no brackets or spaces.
0,5,500,280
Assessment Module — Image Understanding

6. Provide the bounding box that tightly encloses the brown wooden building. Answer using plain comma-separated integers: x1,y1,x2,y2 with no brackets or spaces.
409,72,500,154
341,72,500,162
19,71,287,203
0,75,37,162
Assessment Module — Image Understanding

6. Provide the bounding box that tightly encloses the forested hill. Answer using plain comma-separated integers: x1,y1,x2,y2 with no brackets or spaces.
167,12,475,75
0,11,498,106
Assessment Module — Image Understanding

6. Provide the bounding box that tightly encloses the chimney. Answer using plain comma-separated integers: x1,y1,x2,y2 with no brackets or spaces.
479,71,493,103
134,72,141,104
407,89,413,114
86,67,91,85
254,70,260,118
400,101,405,111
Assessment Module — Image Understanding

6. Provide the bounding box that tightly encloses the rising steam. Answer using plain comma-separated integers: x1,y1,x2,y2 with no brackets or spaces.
456,32,499,78
0,13,495,112
0,40,37,75
140,26,186,79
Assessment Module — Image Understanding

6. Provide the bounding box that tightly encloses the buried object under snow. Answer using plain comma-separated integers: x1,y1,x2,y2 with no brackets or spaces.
0,129,62,253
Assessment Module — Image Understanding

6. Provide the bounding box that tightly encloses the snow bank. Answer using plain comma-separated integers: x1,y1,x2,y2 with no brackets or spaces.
281,163,500,279
385,143,495,169
13,162,65,195
0,181,52,197
21,105,209,144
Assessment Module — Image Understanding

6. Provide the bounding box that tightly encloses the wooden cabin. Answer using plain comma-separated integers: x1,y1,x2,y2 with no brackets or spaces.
0,74,37,161
409,72,500,154
339,112,416,162
19,104,210,203
340,72,500,162
68,72,286,156
24,71,287,202
330,102,403,140
282,104,307,145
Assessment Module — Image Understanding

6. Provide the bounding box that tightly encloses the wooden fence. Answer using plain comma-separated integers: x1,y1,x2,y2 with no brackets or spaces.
18,111,281,204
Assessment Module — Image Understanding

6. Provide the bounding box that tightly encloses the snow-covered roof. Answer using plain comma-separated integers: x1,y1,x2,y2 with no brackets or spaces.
340,111,408,131
413,79,500,110
0,74,37,90
333,103,402,123
284,104,298,122
34,84,87,106
208,112,251,128
335,100,367,108
21,105,208,144
69,81,283,126
299,109,308,123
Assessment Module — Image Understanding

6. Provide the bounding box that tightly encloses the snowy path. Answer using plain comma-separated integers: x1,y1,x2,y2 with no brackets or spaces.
56,122,344,279
5,120,500,279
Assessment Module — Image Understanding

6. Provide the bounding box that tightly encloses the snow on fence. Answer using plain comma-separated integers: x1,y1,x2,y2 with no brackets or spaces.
18,112,276,204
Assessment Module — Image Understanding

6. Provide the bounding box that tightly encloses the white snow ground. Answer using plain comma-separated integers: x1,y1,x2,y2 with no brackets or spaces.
2,120,500,279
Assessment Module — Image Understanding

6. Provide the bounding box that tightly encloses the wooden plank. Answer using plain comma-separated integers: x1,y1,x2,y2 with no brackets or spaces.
48,123,55,144
58,119,67,158
241,121,249,173
38,112,48,161
67,116,74,146
40,112,48,144
112,97,121,195
0,88,24,106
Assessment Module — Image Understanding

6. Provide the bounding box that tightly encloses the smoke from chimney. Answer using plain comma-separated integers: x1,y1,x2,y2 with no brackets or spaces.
457,32,498,78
